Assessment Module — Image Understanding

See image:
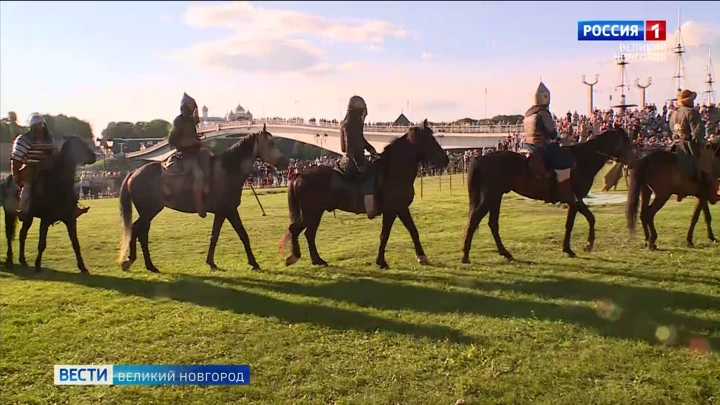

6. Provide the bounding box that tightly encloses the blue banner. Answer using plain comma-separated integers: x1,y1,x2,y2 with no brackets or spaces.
577,20,645,41
113,365,250,385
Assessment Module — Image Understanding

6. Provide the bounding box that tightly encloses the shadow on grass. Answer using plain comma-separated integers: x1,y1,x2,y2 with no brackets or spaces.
201,274,720,351
0,268,475,345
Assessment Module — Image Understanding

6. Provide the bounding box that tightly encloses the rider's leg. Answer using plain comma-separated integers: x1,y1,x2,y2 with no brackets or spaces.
189,158,206,218
554,169,577,206
363,164,378,219
199,148,212,194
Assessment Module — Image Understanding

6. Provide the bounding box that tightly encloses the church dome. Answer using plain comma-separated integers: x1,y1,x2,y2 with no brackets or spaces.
235,104,245,114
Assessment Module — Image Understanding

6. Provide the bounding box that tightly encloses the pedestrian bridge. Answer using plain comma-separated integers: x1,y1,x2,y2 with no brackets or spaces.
126,118,524,162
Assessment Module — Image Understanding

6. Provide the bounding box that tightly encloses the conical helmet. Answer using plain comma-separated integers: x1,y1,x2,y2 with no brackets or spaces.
534,82,550,106
348,95,366,110
181,92,197,110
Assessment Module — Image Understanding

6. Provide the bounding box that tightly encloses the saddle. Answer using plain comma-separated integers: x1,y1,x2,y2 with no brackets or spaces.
520,146,550,179
331,162,383,211
671,141,714,180
160,151,214,200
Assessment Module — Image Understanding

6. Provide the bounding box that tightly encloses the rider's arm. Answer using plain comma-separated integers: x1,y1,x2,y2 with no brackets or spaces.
167,116,184,148
10,135,30,185
346,126,366,169
689,109,707,143
539,110,559,140
363,139,376,154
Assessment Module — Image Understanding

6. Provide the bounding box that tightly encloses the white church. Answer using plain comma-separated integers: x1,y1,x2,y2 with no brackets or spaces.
201,103,253,124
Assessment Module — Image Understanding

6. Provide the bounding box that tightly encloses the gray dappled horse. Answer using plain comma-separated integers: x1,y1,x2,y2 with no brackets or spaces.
118,126,289,272
3,136,97,272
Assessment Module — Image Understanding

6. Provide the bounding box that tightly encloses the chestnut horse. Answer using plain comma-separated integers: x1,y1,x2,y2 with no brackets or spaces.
626,142,720,249
462,128,634,262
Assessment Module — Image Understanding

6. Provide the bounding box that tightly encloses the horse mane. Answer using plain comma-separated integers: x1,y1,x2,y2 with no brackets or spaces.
220,132,259,171
569,127,625,154
380,133,409,157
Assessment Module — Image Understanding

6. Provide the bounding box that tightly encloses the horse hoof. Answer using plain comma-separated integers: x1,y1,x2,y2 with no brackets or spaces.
564,249,577,258
686,241,695,248
35,265,42,273
461,257,471,264
80,268,90,274
416,255,429,265
19,260,28,268
206,262,218,270
312,260,328,267
285,255,299,267
648,244,658,251
146,266,161,273
710,238,718,244
500,252,514,262
121,261,133,271
583,244,594,253
4,260,12,269
250,264,262,271
376,261,390,269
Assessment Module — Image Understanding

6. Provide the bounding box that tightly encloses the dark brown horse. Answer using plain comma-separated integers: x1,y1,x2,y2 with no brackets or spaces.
280,119,449,269
118,127,289,272
3,136,97,272
626,142,720,250
462,128,634,262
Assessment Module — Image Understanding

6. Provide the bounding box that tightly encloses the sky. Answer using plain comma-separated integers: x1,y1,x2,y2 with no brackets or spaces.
1,1,719,136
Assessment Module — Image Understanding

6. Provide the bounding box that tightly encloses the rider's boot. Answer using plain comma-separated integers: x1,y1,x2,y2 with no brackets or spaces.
554,169,577,207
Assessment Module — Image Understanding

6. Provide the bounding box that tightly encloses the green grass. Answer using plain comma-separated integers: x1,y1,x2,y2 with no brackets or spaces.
1,170,718,405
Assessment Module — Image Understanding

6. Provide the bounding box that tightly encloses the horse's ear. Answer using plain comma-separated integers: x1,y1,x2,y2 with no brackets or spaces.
262,123,267,132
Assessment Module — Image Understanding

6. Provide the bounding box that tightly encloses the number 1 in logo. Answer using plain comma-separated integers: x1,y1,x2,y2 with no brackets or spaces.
645,20,666,41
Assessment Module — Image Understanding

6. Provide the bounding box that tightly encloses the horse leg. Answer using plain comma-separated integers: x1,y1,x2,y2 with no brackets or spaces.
487,195,513,261
685,199,704,247
205,214,225,270
645,193,670,251
575,200,596,252
18,217,33,268
63,218,89,273
4,211,16,268
34,219,50,272
303,212,327,266
701,200,716,244
136,216,160,273
562,205,579,258
462,191,490,264
121,220,140,271
375,211,397,269
397,208,429,265
227,210,261,271
285,220,306,266
639,185,652,246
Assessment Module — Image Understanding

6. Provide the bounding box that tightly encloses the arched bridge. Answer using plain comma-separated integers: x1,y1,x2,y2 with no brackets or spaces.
126,118,524,162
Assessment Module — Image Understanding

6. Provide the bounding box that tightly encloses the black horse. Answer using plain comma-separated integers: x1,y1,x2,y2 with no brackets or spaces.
280,119,450,268
3,136,97,272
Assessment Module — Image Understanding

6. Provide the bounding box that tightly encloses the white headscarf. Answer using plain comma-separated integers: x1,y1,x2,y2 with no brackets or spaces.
28,113,45,127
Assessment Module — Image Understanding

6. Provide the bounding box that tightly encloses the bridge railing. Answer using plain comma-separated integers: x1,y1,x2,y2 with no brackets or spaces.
198,118,523,134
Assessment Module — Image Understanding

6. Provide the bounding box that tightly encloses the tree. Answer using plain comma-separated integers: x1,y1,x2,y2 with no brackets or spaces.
42,114,94,140
101,119,171,140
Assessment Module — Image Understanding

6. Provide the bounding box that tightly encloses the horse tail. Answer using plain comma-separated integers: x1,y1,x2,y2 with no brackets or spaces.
467,157,485,212
279,176,302,256
626,156,649,235
118,171,134,264
3,180,18,242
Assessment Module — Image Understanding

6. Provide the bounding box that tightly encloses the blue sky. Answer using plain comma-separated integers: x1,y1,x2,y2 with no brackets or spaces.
1,1,719,135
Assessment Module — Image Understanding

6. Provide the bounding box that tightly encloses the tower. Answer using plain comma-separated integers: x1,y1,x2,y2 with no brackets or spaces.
671,7,687,96
703,47,716,105
612,54,637,111
635,77,652,108
582,74,599,115
201,105,209,120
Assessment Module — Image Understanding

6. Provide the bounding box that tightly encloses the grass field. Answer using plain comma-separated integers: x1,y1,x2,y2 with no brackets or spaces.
1,171,718,404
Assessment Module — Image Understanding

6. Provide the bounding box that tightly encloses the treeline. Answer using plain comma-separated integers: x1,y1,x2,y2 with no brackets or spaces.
101,120,172,140
0,112,94,143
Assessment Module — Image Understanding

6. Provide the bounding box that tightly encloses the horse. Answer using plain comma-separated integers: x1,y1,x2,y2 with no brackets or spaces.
461,128,634,263
280,119,450,269
118,126,289,273
626,142,720,250
3,135,97,272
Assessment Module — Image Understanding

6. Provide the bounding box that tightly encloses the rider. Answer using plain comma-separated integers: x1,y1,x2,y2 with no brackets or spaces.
10,114,90,220
671,89,719,204
338,95,379,219
168,93,212,218
523,82,577,205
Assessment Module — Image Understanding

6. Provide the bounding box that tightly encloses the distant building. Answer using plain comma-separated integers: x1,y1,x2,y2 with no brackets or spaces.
201,103,254,124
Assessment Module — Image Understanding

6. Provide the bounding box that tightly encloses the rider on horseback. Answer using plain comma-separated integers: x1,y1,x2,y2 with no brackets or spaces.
523,82,577,205
168,93,212,218
337,95,379,219
671,89,719,204
10,113,89,221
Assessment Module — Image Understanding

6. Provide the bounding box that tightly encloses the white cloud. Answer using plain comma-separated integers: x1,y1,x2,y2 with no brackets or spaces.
175,1,408,75
159,13,172,22
421,52,434,60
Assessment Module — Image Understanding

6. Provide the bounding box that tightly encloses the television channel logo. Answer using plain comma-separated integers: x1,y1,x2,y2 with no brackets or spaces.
578,20,666,41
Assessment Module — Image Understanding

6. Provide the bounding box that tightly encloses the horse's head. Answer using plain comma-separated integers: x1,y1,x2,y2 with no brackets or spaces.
595,127,635,166
60,135,97,167
253,124,289,170
408,119,449,168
